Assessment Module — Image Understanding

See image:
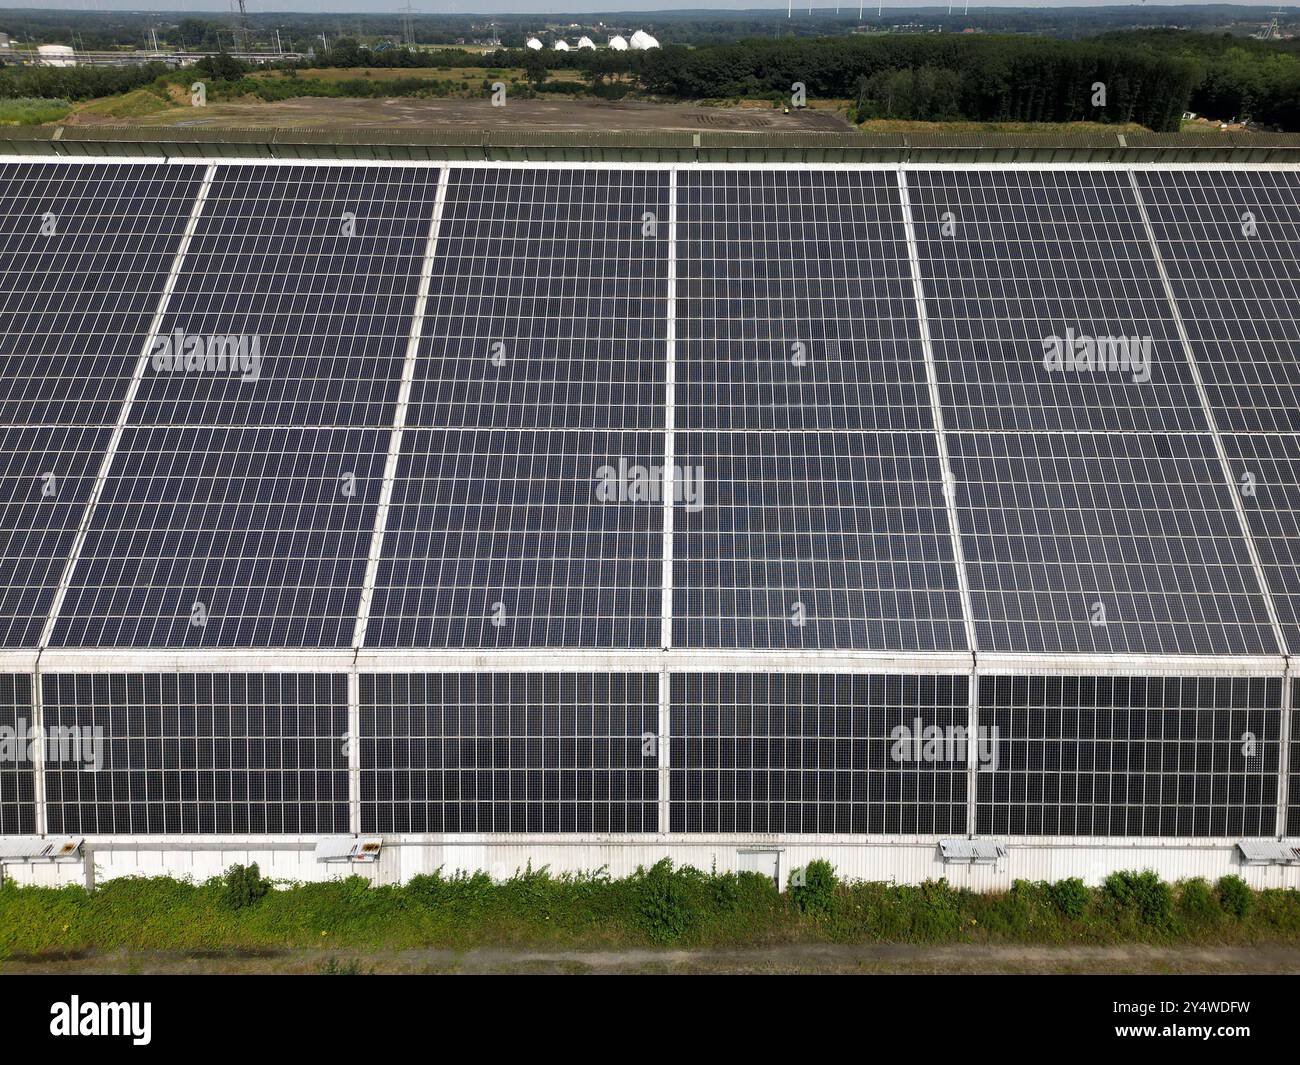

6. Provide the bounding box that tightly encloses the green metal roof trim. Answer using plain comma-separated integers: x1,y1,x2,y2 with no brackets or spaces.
4,124,1300,161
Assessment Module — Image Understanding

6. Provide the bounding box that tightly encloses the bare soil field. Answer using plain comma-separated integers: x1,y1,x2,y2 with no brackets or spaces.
66,96,856,134
5,943,1300,975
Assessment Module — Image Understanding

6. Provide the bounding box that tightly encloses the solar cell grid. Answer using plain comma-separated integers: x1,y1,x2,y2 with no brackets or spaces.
907,168,1208,433
0,425,109,648
360,671,658,833
678,169,933,431
408,167,668,430
0,674,35,835
0,162,205,426
1137,169,1300,433
670,672,969,834
977,674,1281,837
50,426,388,648
366,428,663,648
1222,434,1300,654
42,672,349,835
950,431,1277,655
131,164,440,428
674,430,967,650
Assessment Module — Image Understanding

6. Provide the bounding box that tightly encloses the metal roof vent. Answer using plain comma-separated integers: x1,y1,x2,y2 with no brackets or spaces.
939,839,1007,865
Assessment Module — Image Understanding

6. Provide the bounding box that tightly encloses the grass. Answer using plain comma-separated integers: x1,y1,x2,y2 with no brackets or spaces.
1,861,1297,958
0,97,73,125
73,88,173,120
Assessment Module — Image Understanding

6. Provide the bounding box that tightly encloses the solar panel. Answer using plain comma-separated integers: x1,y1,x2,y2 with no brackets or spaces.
906,169,1207,433
0,162,205,426
949,431,1277,655
977,674,1281,836
0,673,35,834
131,164,440,427
674,430,967,650
678,170,932,431
1291,680,1300,837
670,673,968,834
50,426,388,647
366,429,663,647
406,168,668,430
0,425,108,647
1136,169,1300,433
42,672,349,834
360,672,658,833
49,166,442,648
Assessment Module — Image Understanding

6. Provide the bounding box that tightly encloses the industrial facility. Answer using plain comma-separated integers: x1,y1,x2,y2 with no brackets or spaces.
0,127,1298,893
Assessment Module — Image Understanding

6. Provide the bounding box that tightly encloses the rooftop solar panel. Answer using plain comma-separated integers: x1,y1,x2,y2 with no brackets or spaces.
0,425,110,647
1221,433,1300,653
1136,169,1300,434
50,426,388,647
0,162,205,427
678,170,933,431
365,428,663,647
674,430,967,650
407,168,668,430
130,164,440,428
906,169,1208,433
950,431,1277,655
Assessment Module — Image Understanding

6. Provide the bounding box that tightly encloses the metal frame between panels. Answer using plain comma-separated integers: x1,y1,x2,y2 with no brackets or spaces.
3,156,1298,849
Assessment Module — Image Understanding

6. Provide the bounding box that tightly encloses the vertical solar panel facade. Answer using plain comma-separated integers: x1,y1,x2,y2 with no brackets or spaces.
0,162,205,648
51,166,442,649
1291,680,1300,837
977,675,1281,837
0,674,35,834
43,673,349,834
670,673,969,834
360,672,658,833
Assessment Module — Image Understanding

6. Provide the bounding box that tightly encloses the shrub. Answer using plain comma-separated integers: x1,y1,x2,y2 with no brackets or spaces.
1177,878,1220,926
1045,877,1090,920
1217,875,1252,919
220,862,271,910
636,859,691,943
1104,870,1173,928
789,859,837,917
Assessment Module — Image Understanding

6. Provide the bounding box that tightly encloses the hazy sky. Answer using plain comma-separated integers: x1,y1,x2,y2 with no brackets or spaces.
6,1,1298,12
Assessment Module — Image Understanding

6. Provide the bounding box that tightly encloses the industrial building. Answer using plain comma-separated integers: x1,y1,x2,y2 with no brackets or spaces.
0,128,1298,891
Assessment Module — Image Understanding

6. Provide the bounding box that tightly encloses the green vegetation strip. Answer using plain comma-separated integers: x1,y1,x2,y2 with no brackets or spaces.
2,860,1298,956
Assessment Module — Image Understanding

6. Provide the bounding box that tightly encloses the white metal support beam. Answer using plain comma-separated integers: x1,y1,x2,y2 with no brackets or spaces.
1126,168,1290,661
659,167,679,833
38,162,218,650
1280,667,1294,839
897,169,982,835
352,165,449,651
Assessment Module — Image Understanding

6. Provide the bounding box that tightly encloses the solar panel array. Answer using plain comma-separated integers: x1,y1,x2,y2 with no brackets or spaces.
1,159,1298,842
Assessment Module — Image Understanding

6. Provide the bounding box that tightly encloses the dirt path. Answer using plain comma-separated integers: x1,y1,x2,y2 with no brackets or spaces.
5,943,1299,975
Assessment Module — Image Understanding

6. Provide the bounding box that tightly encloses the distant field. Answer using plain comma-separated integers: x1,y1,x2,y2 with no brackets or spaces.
254,66,585,83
